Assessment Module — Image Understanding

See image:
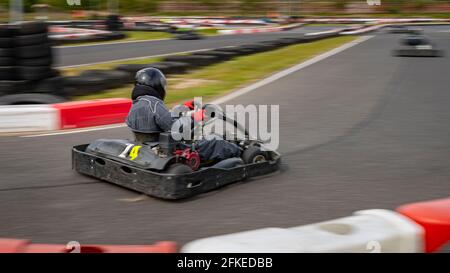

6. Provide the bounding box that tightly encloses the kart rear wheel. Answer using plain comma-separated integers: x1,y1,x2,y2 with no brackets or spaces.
165,163,193,175
242,146,268,164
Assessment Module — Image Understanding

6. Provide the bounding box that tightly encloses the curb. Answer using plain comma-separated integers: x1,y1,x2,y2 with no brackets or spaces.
0,98,131,133
0,239,177,253
182,198,450,253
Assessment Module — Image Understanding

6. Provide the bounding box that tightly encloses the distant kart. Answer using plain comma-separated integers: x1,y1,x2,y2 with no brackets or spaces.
392,35,443,57
72,105,281,200
175,31,202,40
388,25,421,34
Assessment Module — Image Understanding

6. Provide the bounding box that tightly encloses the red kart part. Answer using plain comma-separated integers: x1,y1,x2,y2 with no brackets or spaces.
397,198,450,253
174,148,201,171
183,100,195,110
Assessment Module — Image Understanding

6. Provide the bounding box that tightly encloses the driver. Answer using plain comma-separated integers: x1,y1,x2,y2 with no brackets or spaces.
126,67,241,163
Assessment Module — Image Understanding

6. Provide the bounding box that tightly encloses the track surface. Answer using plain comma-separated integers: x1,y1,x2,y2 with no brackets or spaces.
1,26,450,248
55,26,343,67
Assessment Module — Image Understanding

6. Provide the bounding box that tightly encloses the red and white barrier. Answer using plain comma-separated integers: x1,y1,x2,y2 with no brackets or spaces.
0,238,177,253
49,26,109,40
182,198,450,253
52,98,131,130
0,105,59,133
0,98,131,133
218,23,303,35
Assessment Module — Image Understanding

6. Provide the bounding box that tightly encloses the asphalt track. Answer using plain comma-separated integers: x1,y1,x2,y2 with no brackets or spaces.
55,26,343,67
1,26,450,249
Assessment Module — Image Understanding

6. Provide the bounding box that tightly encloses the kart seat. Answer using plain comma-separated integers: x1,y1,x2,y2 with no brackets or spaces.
133,131,160,143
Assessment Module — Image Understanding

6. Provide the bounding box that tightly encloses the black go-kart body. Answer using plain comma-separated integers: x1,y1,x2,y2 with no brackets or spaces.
72,110,281,200
175,31,202,40
392,35,443,57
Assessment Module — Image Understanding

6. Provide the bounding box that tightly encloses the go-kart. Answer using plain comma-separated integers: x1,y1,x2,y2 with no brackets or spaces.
388,25,421,34
392,35,443,57
72,105,281,200
175,30,202,40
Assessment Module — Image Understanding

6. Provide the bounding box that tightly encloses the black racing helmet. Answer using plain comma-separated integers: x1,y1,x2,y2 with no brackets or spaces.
135,67,167,99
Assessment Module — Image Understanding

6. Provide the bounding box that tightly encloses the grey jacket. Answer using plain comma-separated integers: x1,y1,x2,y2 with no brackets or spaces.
126,95,175,133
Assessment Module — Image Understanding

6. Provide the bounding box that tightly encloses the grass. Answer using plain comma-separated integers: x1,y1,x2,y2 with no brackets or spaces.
61,31,173,47
73,35,357,106
197,28,219,36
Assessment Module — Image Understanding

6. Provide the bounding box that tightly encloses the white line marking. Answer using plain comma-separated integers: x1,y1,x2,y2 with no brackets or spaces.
22,124,127,138
210,35,373,105
26,35,372,137
57,47,225,69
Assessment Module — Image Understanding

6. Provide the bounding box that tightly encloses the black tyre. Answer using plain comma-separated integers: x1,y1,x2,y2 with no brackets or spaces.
17,56,53,66
116,63,154,74
15,22,48,36
0,66,16,80
15,33,49,46
241,146,268,164
102,32,126,41
0,48,14,57
16,43,52,59
18,66,55,81
239,44,267,53
218,46,252,56
0,93,66,105
64,75,111,96
163,55,218,67
0,24,14,37
193,50,237,61
30,77,66,96
79,69,129,88
0,57,14,66
154,61,190,74
258,41,283,50
0,37,14,48
276,37,299,46
164,163,193,174
0,80,28,93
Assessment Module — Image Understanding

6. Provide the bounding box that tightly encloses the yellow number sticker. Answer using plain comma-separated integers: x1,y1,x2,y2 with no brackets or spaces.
128,145,142,161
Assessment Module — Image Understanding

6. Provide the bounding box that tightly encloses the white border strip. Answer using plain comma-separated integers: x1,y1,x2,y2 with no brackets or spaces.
211,35,373,105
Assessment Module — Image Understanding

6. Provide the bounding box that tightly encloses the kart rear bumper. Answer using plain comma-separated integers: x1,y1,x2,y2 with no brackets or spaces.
72,144,281,200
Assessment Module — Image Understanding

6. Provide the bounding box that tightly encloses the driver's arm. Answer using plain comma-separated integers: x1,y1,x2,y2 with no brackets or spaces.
155,102,176,132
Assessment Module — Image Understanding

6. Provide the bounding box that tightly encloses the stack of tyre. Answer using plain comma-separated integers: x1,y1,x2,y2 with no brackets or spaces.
0,22,65,105
0,24,15,97
105,15,123,31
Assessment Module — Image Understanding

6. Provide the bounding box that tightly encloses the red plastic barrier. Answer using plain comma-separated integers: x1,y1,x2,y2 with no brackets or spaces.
0,238,177,253
0,239,29,253
52,98,132,130
397,198,450,253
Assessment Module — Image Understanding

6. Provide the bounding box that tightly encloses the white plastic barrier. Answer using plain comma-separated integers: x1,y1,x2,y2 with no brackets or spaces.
182,210,424,253
0,105,59,133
